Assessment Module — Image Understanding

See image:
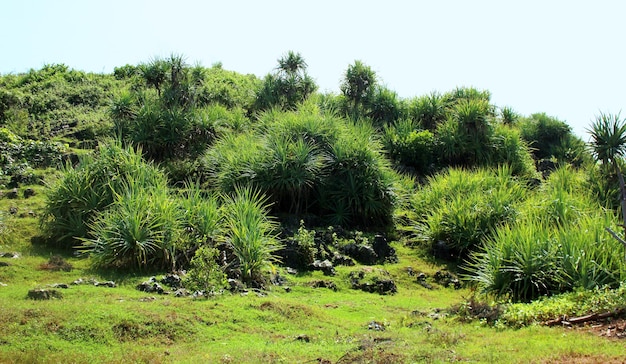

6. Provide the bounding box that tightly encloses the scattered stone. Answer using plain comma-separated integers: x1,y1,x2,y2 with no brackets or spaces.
331,252,355,266
0,262,9,267
284,286,292,293
434,270,461,289
372,234,398,263
94,281,116,288
270,272,288,286
349,270,397,295
406,267,414,276
23,188,35,199
309,280,338,291
1,252,19,259
139,296,156,302
416,273,433,290
137,279,164,294
310,259,336,276
27,289,62,300
0,282,7,287
295,334,310,342
341,243,378,265
160,274,182,289
51,283,69,289
72,278,85,285
7,188,18,199
8,206,17,215
286,267,298,275
368,321,386,331
228,278,245,293
174,288,189,297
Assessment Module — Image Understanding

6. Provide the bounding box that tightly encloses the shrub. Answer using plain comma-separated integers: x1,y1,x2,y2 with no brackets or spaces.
219,187,282,285
384,122,435,175
183,246,228,294
81,184,180,271
411,167,526,257
42,141,167,248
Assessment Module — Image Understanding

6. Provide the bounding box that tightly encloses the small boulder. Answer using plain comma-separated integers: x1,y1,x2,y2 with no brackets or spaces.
28,289,62,300
23,188,35,199
7,188,18,199
94,281,116,288
160,274,182,289
8,206,18,215
52,283,69,289
341,243,378,265
309,280,338,291
311,259,336,276
331,252,355,266
227,278,244,292
372,234,398,263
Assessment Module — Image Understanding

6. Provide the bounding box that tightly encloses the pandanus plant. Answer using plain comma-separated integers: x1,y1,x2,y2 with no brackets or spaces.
587,112,626,250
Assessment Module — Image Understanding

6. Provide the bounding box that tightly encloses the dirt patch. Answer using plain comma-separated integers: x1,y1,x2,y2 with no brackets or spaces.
542,352,626,364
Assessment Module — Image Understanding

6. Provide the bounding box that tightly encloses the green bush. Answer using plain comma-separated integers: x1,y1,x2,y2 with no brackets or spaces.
467,168,626,302
81,184,180,270
42,141,167,248
183,246,228,294
383,119,435,175
219,187,281,285
206,108,397,228
411,167,526,257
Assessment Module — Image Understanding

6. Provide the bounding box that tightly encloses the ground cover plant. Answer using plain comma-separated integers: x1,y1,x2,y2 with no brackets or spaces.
1,56,625,363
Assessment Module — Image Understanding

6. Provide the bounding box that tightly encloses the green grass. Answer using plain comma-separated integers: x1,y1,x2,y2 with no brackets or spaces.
1,186,626,363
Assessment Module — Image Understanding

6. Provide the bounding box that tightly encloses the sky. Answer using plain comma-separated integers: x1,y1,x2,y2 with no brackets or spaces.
1,0,624,138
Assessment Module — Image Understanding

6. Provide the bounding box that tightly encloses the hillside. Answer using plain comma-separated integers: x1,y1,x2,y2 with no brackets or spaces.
1,54,625,363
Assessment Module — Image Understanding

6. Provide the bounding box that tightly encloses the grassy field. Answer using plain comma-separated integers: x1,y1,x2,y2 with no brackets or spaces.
1,185,625,364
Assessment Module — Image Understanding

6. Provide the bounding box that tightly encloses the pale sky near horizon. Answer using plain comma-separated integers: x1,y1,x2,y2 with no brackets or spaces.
1,0,624,138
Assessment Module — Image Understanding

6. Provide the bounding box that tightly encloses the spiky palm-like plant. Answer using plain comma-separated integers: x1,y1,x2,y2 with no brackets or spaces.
219,187,281,285
588,112,626,242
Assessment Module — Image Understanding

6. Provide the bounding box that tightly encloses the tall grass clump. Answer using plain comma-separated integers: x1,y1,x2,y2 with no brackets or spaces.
81,183,180,271
42,141,167,248
410,166,527,257
219,187,281,285
382,118,436,175
468,166,626,302
205,107,398,228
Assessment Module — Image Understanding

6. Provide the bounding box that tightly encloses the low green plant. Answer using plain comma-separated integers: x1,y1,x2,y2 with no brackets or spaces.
183,246,228,294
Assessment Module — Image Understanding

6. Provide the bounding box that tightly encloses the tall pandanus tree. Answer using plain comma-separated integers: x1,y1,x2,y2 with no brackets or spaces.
588,112,626,246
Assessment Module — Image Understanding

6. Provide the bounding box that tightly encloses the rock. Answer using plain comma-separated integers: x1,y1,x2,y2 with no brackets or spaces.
286,267,298,275
23,188,35,199
8,206,17,215
0,262,9,267
94,281,116,288
331,252,355,266
434,270,461,289
407,267,414,276
27,289,62,300
372,234,398,263
375,279,397,295
340,243,378,265
270,273,288,286
368,321,386,331
295,334,310,342
284,286,292,293
309,280,337,291
174,288,189,297
72,278,85,285
310,259,336,276
7,188,18,199
137,281,164,294
51,283,69,289
0,282,7,287
1,252,19,258
227,278,244,292
160,274,182,289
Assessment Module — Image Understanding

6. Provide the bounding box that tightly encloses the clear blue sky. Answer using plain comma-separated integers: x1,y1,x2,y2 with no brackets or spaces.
2,0,624,138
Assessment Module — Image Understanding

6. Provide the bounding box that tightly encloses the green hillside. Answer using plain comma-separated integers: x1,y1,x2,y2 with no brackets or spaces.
1,53,625,363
